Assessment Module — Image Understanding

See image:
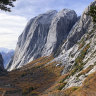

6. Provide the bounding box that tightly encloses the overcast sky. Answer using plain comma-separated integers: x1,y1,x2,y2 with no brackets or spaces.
0,0,94,49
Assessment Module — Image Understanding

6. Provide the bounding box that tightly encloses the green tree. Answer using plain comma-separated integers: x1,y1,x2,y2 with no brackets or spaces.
0,0,16,12
88,5,96,22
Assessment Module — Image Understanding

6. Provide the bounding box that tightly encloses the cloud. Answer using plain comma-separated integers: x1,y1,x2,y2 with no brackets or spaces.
0,13,27,49
10,0,94,19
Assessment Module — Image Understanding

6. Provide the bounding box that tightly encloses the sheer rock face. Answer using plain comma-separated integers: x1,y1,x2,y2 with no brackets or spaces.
42,9,77,56
8,9,77,70
0,53,4,70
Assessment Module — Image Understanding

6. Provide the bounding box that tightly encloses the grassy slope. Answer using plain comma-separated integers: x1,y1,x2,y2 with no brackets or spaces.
0,55,95,96
0,55,64,96
44,72,96,96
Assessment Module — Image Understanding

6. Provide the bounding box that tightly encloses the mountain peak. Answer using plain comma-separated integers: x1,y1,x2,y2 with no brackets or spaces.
7,9,77,70
44,10,57,14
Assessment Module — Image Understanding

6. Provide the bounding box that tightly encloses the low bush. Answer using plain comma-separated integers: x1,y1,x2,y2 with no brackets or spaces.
58,82,67,90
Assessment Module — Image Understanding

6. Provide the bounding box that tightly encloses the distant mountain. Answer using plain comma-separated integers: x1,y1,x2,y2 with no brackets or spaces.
0,48,10,53
0,48,14,68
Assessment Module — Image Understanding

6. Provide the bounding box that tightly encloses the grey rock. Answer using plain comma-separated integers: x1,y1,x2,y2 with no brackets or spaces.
8,9,77,70
6,56,13,70
42,9,77,56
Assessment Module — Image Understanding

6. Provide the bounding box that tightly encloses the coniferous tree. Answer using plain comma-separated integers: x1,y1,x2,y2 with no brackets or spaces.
88,5,96,22
0,0,16,12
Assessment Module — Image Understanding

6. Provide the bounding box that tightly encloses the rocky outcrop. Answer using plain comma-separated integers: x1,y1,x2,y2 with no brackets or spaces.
62,1,96,50
8,9,77,70
0,53,4,71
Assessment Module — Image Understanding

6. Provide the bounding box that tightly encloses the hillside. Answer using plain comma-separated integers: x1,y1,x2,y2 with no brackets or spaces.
0,56,96,96
0,0,96,96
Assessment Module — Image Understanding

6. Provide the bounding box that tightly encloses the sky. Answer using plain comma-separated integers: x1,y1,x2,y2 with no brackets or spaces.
0,0,94,49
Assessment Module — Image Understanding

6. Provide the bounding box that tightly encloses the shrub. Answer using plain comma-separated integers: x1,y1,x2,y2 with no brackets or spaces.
87,5,96,22
22,86,34,95
64,86,79,96
57,82,67,90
